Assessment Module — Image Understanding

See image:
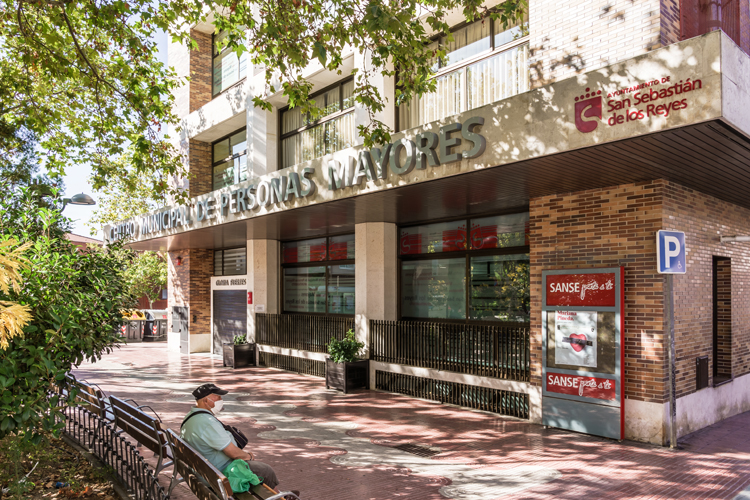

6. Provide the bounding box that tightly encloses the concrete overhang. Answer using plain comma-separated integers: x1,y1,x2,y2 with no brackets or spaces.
112,31,750,251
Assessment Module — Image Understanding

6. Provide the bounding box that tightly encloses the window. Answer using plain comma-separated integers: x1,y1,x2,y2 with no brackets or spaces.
213,129,248,190
214,247,247,276
160,289,168,300
282,235,355,314
400,213,529,322
213,30,248,96
280,79,356,169
398,17,529,131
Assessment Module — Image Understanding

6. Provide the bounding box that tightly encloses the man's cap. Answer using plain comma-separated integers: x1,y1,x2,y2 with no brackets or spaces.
192,383,228,400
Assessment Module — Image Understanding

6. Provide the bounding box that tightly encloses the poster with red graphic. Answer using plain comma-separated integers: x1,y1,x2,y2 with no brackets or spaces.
554,310,597,368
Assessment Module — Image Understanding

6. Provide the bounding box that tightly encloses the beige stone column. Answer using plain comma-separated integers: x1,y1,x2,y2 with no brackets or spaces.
355,223,398,374
247,239,280,342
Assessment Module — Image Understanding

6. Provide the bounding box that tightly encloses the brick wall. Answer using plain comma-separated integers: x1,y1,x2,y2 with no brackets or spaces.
167,249,214,336
190,139,213,197
661,0,682,46
715,258,732,378
531,180,750,403
190,249,213,336
663,182,750,393
190,29,213,113
530,181,666,403
528,0,662,88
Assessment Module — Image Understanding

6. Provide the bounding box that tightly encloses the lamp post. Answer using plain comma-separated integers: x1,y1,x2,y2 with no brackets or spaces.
62,192,96,210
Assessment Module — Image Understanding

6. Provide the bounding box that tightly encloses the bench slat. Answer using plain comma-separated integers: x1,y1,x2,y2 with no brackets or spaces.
167,428,232,499
110,397,166,455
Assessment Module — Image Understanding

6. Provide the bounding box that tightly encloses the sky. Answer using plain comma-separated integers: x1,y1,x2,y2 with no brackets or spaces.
63,30,169,239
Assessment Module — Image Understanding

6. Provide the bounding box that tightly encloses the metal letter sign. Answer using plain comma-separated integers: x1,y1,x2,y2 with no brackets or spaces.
657,230,686,274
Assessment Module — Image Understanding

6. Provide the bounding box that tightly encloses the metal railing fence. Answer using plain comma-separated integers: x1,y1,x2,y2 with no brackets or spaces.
370,320,530,381
255,313,354,352
61,401,168,500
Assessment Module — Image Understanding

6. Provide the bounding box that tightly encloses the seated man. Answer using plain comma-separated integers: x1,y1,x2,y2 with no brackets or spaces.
180,383,280,490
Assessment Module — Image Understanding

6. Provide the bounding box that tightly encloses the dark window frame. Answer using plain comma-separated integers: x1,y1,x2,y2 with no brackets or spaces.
212,30,247,98
211,127,248,191
395,14,529,132
278,77,356,169
398,212,530,323
214,246,247,277
280,234,356,317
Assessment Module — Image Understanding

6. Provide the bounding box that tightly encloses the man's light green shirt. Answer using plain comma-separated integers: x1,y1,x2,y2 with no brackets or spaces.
180,407,237,471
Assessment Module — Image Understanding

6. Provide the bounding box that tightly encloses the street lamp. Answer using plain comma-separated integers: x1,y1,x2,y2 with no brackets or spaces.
62,193,96,210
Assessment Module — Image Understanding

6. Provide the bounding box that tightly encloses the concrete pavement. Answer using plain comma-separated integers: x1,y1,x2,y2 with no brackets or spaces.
73,343,750,500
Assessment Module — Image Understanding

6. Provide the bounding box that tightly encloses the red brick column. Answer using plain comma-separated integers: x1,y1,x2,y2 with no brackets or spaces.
189,140,213,197
190,29,213,113
168,249,214,341
529,181,666,404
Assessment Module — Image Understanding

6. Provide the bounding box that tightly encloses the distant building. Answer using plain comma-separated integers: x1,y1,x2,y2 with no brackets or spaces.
66,233,167,309
65,233,102,251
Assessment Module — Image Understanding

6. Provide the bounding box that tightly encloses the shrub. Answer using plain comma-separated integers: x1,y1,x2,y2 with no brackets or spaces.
0,192,136,442
327,329,364,363
233,334,248,345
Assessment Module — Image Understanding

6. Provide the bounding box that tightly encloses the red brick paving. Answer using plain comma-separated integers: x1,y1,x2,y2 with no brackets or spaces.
74,344,750,499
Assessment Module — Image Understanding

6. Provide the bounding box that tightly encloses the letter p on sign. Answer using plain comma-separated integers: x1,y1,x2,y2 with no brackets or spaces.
657,230,686,274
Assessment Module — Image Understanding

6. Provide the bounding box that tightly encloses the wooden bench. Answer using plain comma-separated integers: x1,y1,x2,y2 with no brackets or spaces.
64,375,109,418
166,429,300,500
109,396,173,475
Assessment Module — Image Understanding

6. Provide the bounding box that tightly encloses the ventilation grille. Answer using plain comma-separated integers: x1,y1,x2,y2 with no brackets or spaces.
393,443,441,457
375,370,529,419
259,352,325,378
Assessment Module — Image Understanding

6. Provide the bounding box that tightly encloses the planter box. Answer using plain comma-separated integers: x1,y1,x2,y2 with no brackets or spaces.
223,343,256,368
326,359,369,394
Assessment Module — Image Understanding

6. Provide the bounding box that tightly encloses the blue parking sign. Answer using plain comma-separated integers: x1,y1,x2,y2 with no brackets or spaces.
657,230,686,274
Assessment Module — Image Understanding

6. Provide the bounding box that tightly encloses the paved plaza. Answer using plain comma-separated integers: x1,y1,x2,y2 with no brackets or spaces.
73,343,750,500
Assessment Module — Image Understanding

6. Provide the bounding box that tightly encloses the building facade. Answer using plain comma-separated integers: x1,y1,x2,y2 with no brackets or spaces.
108,0,750,445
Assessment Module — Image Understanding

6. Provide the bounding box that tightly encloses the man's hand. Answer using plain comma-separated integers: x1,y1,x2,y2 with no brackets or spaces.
223,442,254,461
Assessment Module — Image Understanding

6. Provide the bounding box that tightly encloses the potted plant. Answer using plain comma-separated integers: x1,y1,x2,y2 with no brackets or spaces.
326,329,369,394
223,334,255,368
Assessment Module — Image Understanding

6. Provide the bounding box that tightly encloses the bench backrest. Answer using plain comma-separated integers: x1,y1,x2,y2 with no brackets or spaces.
64,375,107,417
110,396,168,457
187,473,223,500
166,428,233,500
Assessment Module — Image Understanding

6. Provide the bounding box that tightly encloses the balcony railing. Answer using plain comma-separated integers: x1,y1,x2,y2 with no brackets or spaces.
255,313,354,352
370,320,530,381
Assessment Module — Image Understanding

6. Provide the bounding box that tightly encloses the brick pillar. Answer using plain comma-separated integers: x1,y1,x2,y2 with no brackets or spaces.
189,139,213,197
529,181,667,438
167,249,214,353
190,29,213,113
715,258,732,379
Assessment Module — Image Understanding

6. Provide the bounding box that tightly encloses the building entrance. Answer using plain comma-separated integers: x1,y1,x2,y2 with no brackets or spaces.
212,290,246,355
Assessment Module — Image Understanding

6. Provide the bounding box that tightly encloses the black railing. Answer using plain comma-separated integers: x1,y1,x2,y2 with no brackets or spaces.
62,403,168,500
375,371,529,419
370,320,530,381
259,352,325,377
256,313,354,353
